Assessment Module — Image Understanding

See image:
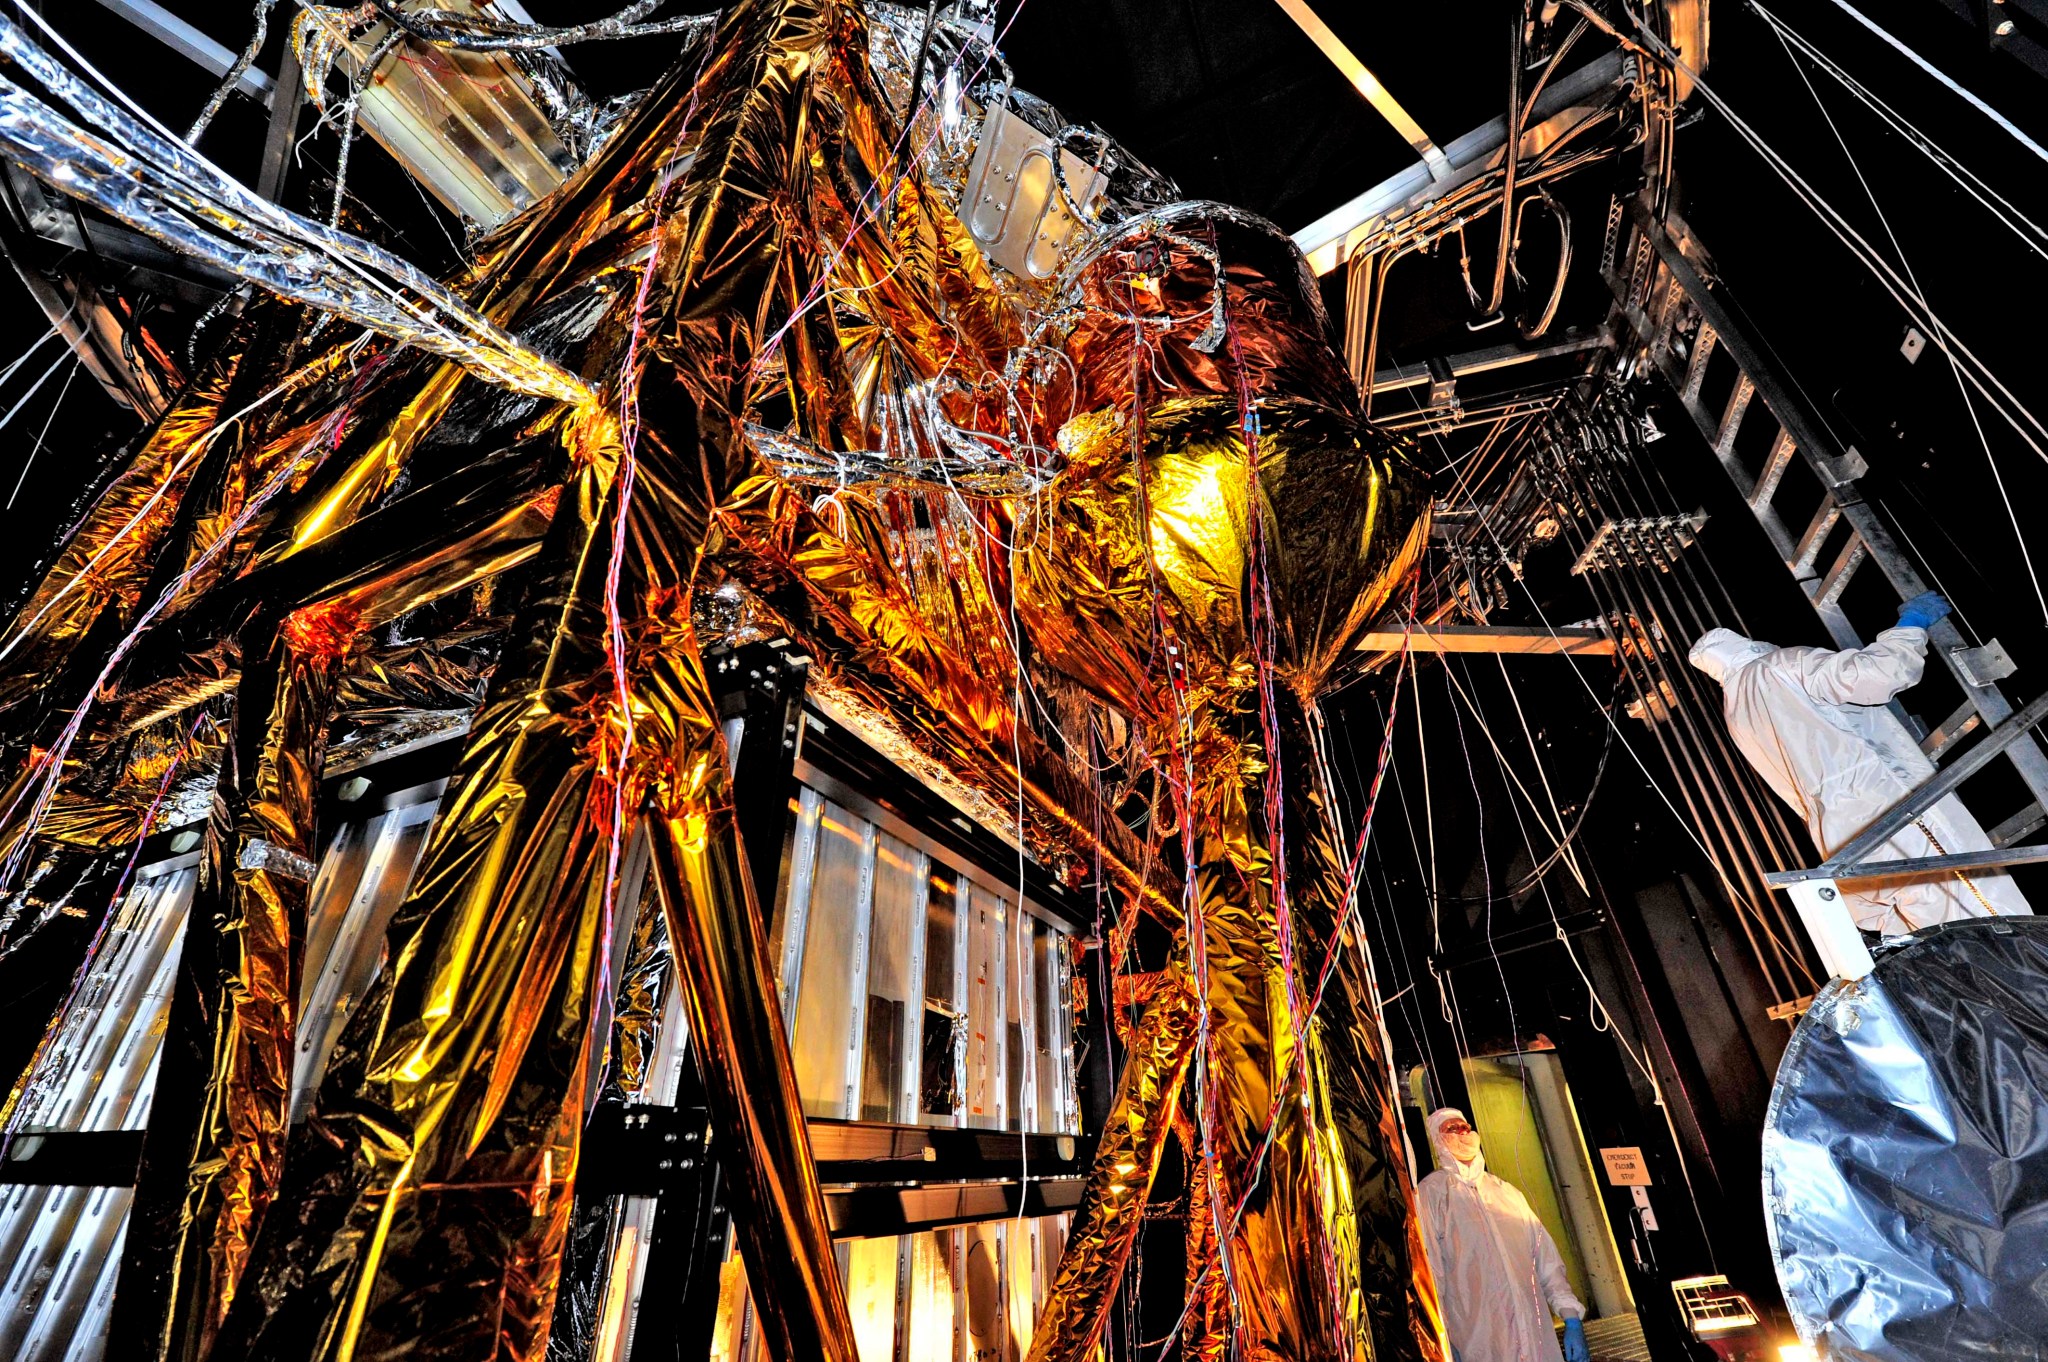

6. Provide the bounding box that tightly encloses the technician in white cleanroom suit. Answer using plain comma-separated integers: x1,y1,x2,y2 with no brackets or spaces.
1417,1107,1588,1362
1688,592,2030,934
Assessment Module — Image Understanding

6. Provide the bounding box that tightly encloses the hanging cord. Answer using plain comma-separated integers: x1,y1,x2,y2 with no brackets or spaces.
1751,3,2048,261
1547,455,1817,995
187,0,277,143
1808,0,2048,166
1481,680,1720,1264
1456,478,1818,987
1435,652,1591,896
1347,692,1453,1109
1759,11,2046,623
6,351,79,510
1628,17,2048,485
1442,660,1530,1103
1444,668,1620,906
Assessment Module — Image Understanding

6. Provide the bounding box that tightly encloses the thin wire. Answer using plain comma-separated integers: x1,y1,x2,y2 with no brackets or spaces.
1146,616,1418,1361
1435,652,1589,894
0,321,62,388
1476,674,1719,1260
1751,3,2048,262
0,346,74,447
1815,0,2048,166
7,352,79,508
1764,17,2046,622
1443,661,1525,1084
1876,495,1982,641
0,339,377,890
1630,17,2048,475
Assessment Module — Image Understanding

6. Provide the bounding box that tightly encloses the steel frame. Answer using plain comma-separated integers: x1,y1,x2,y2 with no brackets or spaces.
1606,204,2048,846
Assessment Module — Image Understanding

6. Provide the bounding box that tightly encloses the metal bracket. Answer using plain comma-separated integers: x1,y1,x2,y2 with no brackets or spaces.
1951,640,2018,689
1783,879,1874,982
1819,444,1869,488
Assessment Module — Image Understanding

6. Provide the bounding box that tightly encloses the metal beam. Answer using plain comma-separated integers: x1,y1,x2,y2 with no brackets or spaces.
808,1119,1089,1184
255,33,303,203
1807,690,2048,877
1771,843,2048,887
1355,625,1616,656
1369,329,1611,394
1636,208,2048,813
823,1178,1085,1238
1293,51,1628,275
89,0,275,104
1269,0,1450,179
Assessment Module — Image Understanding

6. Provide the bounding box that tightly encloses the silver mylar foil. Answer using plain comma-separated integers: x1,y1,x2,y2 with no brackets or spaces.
0,14,589,405
1764,917,2048,1361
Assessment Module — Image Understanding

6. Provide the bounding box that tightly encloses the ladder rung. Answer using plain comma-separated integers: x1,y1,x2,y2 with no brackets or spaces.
1652,275,1686,353
1682,323,1718,403
1715,375,1756,457
1749,428,1797,510
1633,206,2048,817
1991,802,2047,848
1790,498,1840,579
1816,533,1866,606
1921,701,1983,763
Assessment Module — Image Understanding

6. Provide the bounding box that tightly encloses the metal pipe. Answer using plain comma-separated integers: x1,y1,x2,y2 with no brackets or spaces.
1589,413,1814,862
1569,458,1817,987
1547,462,1814,999
1270,0,1451,178
1776,842,2048,885
1516,191,1571,339
1482,0,1530,318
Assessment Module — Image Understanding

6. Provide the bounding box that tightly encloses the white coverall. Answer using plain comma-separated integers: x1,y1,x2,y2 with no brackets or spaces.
1416,1108,1584,1362
1688,626,2031,934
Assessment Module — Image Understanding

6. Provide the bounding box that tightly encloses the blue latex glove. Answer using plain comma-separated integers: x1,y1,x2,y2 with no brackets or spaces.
1562,1317,1590,1362
1897,591,1951,631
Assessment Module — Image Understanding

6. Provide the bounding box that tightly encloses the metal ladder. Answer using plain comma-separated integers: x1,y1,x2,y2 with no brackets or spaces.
1603,202,2048,850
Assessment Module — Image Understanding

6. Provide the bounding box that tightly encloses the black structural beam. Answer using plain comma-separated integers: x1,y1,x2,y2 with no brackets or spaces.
808,1118,1093,1185
0,1129,145,1186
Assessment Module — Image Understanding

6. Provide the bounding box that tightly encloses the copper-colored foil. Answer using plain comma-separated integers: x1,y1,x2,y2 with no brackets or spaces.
0,0,1451,1356
155,625,342,1352
1026,971,1199,1362
1013,212,1439,1360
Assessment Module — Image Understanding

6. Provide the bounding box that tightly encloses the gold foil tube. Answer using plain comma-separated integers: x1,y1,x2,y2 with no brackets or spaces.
1282,701,1446,1362
204,501,625,1360
1185,775,1355,1361
708,477,1182,917
282,363,469,556
177,625,343,1351
1181,1125,1230,1362
211,0,877,1352
1025,970,1199,1362
0,354,238,728
645,703,857,1362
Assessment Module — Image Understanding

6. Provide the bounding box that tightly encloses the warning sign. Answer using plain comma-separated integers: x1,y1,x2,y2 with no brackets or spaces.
1599,1147,1652,1186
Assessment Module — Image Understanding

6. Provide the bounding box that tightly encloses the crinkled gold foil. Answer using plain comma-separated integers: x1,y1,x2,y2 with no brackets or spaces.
0,1,1452,1356
1026,970,1200,1362
1011,215,1437,1359
164,625,344,1352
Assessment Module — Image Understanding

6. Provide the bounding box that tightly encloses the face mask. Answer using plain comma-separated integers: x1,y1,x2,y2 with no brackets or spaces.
1442,1129,1482,1165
